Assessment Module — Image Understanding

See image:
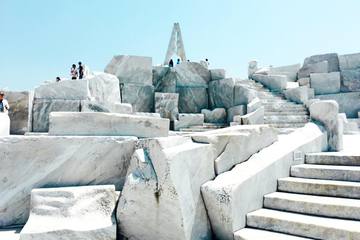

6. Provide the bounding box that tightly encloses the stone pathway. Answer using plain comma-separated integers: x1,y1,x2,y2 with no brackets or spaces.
238,79,310,134
235,139,360,239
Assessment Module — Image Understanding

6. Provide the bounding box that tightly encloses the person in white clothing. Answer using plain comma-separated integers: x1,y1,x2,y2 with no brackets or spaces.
0,91,10,114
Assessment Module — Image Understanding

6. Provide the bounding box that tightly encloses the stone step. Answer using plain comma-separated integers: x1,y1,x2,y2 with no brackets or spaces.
267,123,306,128
264,105,307,112
264,115,309,124
278,177,360,199
306,153,360,166
260,99,288,103
291,164,360,182
263,102,305,107
246,208,360,240
265,111,308,116
264,192,360,220
234,228,312,240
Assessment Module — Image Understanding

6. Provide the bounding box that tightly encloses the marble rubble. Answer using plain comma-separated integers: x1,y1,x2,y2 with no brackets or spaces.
19,185,117,240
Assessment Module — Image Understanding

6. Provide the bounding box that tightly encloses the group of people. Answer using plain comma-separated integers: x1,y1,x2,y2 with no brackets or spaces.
168,58,209,68
70,62,85,80
55,61,87,82
0,91,10,114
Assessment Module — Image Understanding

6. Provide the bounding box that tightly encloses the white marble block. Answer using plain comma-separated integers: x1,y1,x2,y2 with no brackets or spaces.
19,185,117,240
174,113,204,130
191,125,278,175
310,72,341,95
0,135,136,227
104,55,153,85
48,112,169,138
155,92,179,120
202,108,227,124
0,113,10,136
227,105,246,122
234,107,264,125
310,100,343,151
117,136,215,240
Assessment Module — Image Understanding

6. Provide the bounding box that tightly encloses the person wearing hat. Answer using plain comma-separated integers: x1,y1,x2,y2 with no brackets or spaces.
0,91,10,114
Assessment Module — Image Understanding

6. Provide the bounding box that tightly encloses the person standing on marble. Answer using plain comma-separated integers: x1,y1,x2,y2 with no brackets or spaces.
0,92,10,114
169,59,174,67
78,62,84,79
205,58,210,66
177,58,181,64
71,64,78,80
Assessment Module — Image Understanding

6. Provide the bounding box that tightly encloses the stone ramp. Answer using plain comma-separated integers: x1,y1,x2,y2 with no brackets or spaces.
238,79,310,133
240,150,360,239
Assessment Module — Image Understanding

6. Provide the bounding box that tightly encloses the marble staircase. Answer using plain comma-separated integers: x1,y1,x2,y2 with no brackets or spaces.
235,152,360,240
238,79,310,134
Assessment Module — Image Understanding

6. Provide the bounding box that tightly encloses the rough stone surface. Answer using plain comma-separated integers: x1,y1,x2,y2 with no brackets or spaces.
310,72,341,95
6,91,32,134
133,112,161,118
284,86,310,104
80,100,110,112
340,69,360,92
0,113,10,136
49,112,169,138
248,61,258,78
104,55,153,85
298,77,310,86
191,125,278,175
252,74,287,91
339,52,360,71
202,108,226,123
32,99,81,132
174,113,204,130
270,63,301,82
177,87,208,113
201,123,327,240
301,53,340,75
153,67,176,93
34,73,121,106
34,79,88,100
247,97,262,113
155,92,179,120
234,84,257,105
122,83,154,112
338,113,359,134
117,136,214,240
0,135,136,227
210,69,226,81
298,60,329,79
227,105,246,122
316,92,360,118
173,62,211,87
113,103,133,114
209,78,235,109
234,106,264,125
19,185,117,240
310,100,343,151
